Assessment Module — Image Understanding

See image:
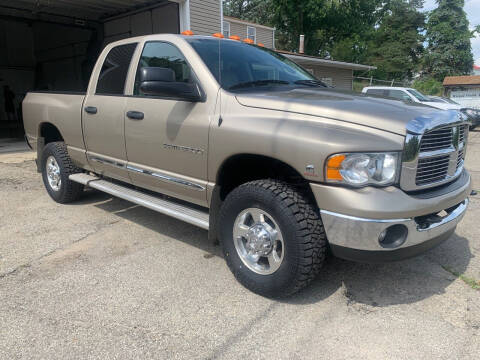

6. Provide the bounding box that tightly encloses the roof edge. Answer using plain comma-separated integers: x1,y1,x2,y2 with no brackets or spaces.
279,51,376,71
223,16,275,31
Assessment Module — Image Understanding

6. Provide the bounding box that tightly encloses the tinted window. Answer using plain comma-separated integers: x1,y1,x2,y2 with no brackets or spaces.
386,90,408,100
186,38,315,91
366,89,385,96
134,42,191,96
96,43,137,95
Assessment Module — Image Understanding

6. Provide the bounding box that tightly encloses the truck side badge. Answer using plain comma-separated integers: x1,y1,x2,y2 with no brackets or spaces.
305,165,317,177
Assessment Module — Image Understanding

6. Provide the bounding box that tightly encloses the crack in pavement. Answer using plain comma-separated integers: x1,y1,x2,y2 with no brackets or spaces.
0,219,122,280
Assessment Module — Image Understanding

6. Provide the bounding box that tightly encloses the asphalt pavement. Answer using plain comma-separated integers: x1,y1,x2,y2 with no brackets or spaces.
0,132,479,359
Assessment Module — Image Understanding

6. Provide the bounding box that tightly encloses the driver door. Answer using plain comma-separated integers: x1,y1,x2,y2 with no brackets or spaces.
124,41,210,207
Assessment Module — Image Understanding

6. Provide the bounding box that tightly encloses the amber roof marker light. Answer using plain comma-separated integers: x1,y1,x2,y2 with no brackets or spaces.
212,33,224,38
243,38,254,44
181,30,194,36
257,43,265,47
229,35,241,41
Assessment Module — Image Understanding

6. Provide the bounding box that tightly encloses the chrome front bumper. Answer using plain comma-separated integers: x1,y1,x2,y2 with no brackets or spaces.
320,199,468,262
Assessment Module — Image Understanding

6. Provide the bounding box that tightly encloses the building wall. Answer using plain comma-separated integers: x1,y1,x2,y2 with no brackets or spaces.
309,66,353,90
103,2,180,46
190,0,221,35
225,20,274,48
256,27,274,48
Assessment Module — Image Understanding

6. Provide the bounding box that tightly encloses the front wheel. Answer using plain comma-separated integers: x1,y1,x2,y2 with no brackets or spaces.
41,142,84,203
219,180,327,298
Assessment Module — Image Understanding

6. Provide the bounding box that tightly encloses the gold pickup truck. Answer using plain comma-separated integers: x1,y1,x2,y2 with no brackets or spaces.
23,34,471,297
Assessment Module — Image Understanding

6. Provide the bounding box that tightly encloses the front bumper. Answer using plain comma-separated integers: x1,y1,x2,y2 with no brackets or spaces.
311,170,471,262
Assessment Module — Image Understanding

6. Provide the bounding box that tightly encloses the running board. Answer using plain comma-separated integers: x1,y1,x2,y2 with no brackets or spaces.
69,173,209,230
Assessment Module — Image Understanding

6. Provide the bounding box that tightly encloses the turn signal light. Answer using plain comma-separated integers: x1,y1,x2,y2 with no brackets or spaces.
229,35,241,41
181,30,194,36
326,154,346,181
243,38,254,44
212,33,224,38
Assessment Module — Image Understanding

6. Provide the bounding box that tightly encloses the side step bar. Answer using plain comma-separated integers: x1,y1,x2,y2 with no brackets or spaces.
69,173,209,230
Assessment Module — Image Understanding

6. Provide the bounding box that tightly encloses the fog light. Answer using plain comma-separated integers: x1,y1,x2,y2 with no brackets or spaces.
378,224,408,249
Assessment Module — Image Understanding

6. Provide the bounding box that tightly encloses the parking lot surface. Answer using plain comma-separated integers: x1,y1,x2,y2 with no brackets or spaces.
1,132,479,360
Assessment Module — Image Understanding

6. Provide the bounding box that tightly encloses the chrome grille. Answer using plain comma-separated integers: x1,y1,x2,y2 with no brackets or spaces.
459,125,466,144
457,148,464,171
419,127,452,152
416,155,450,186
401,119,469,191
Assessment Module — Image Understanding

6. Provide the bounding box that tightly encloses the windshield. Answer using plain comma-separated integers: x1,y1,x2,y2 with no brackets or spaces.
407,89,430,102
186,38,318,91
443,97,459,105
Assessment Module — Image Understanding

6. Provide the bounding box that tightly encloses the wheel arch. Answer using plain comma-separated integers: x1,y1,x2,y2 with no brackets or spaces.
208,153,314,244
38,122,64,144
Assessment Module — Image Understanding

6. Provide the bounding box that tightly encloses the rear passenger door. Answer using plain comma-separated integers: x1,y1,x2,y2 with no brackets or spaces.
82,42,138,183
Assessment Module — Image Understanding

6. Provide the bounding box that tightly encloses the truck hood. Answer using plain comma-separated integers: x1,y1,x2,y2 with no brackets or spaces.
235,88,447,136
420,101,462,111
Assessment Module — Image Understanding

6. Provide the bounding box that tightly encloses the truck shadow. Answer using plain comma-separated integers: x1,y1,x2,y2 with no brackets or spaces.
76,190,472,308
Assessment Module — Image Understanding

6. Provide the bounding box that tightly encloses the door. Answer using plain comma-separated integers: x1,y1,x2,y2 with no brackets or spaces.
82,42,137,183
124,41,210,207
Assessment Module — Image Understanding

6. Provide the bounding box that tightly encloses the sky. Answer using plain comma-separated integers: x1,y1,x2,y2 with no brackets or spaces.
422,0,480,66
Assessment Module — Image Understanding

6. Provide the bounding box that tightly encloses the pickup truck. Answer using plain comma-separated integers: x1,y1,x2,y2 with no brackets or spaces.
23,34,471,297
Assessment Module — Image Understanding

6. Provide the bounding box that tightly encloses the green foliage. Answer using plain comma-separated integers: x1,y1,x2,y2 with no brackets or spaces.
424,0,475,81
366,0,425,81
412,77,443,95
223,0,274,26
223,0,477,83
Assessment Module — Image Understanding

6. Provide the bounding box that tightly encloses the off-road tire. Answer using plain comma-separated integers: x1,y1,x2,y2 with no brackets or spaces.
219,179,327,298
41,141,84,203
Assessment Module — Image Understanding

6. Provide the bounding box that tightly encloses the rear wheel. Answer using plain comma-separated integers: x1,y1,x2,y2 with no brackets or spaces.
41,142,84,203
219,179,327,298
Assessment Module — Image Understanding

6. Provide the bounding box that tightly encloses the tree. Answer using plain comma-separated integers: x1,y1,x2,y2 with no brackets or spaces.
424,0,475,81
366,0,426,81
223,0,274,26
271,0,381,55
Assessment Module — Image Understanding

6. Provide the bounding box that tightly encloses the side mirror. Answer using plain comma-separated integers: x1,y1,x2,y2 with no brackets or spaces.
139,67,202,102
403,95,413,103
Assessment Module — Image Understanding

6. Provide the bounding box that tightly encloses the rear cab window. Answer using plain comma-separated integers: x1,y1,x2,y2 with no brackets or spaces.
96,43,137,95
365,89,386,96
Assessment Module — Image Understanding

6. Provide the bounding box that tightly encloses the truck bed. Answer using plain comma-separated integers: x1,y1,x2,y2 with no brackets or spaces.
23,91,86,152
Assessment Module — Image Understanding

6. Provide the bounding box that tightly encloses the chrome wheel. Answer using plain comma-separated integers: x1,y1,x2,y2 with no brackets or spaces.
233,208,285,275
46,155,61,191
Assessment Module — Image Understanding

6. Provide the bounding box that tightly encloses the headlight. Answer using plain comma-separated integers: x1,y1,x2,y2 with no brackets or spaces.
325,152,399,187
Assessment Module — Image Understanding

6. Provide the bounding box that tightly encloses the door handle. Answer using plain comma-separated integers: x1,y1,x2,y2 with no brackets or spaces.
84,106,97,114
126,111,144,120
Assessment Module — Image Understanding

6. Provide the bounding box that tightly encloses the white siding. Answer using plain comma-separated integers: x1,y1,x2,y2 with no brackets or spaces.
256,27,274,48
307,66,353,90
189,0,221,35
224,21,274,48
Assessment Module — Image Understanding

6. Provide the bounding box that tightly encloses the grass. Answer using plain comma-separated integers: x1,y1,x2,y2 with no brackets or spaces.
442,266,480,290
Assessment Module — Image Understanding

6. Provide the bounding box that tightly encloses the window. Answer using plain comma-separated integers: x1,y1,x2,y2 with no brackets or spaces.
223,21,230,38
96,43,137,95
366,89,386,96
247,26,256,43
386,90,409,101
134,41,192,96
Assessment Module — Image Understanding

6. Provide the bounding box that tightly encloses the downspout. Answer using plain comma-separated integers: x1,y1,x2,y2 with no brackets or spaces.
220,0,223,34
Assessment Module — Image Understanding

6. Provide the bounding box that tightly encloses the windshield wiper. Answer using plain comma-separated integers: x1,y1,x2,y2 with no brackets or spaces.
228,80,290,90
294,79,328,88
